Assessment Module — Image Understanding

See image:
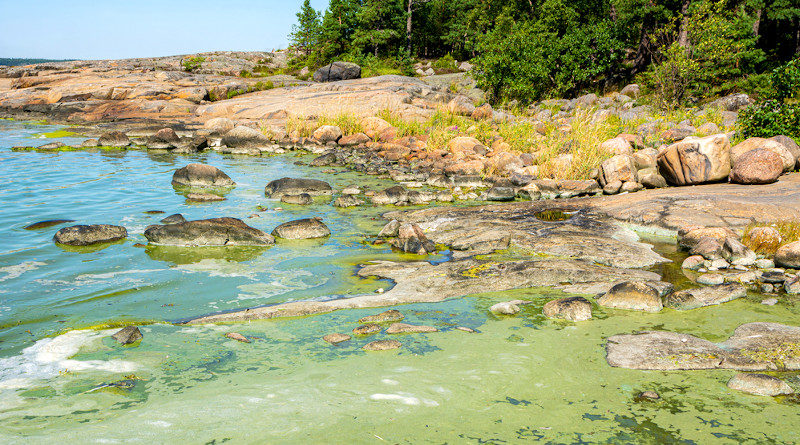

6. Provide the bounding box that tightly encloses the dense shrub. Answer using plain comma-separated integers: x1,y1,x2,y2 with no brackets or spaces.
181,56,205,72
739,100,800,139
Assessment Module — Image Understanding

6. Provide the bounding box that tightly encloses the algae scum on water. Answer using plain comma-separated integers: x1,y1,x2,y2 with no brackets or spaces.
0,121,799,443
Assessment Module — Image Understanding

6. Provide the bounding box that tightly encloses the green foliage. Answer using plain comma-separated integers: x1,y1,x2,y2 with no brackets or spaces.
289,0,322,57
432,53,456,71
351,0,405,57
739,100,800,139
181,56,205,72
770,58,800,101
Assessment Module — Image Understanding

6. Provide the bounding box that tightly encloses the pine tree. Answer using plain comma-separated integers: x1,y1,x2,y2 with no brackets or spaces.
290,0,322,57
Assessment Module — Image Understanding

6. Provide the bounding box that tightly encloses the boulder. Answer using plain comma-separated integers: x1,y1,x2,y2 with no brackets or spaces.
144,217,274,246
490,301,521,315
638,168,668,188
682,255,705,270
486,186,515,202
338,133,371,146
333,195,364,207
271,217,330,239
203,117,236,134
731,137,795,173
280,193,313,205
371,185,409,205
744,226,781,253
447,96,476,116
677,226,738,250
471,103,493,120
690,236,724,260
633,148,658,169
657,134,731,185
54,224,127,246
310,152,337,167
775,241,800,269
24,219,75,230
390,223,436,254
359,310,404,323
313,125,343,143
360,117,392,140
353,324,382,335
313,62,361,82
620,181,644,193
599,155,637,187
722,237,756,266
37,142,65,150
147,128,181,149
172,163,235,188
160,214,186,224
600,137,633,156
111,326,142,345
80,139,99,148
709,93,751,111
323,333,351,344
663,283,746,310
98,131,130,148
661,127,694,143
771,135,800,168
597,281,663,312
620,84,640,98
386,323,438,334
221,126,270,148
363,340,401,351
727,373,794,396
265,177,332,199
378,220,400,237
542,297,592,322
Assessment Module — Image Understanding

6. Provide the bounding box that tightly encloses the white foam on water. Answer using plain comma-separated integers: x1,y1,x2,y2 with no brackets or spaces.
0,261,47,282
382,379,400,385
370,393,439,407
147,420,172,428
176,259,260,279
0,329,137,390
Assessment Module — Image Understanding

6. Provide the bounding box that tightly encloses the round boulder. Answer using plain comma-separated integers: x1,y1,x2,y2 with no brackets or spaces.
98,131,131,148
730,148,783,184
312,125,343,144
143,217,274,246
271,217,331,239
172,163,235,188
542,297,592,322
597,281,663,312
775,241,800,269
54,224,127,246
265,177,332,199
221,126,270,148
744,226,782,253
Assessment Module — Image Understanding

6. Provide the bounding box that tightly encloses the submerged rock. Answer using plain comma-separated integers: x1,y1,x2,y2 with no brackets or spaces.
225,332,250,343
542,297,592,321
186,192,225,202
24,219,75,230
265,177,332,199
280,193,313,205
144,217,274,246
172,163,235,188
663,283,746,310
490,301,529,315
727,373,794,396
597,281,663,312
363,339,401,351
271,217,330,239
111,326,142,345
54,224,127,246
323,333,352,344
359,310,404,324
353,324,382,335
334,194,364,208
371,186,409,205
386,323,438,334
160,213,186,224
98,131,131,148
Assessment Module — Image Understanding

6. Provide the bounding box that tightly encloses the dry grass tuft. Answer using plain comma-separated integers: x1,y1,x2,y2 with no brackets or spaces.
742,221,800,254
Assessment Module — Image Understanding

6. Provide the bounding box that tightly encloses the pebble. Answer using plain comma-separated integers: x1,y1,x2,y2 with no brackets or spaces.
323,333,352,344
697,273,724,286
353,324,382,335
761,298,778,306
638,391,660,400
456,327,476,333
225,332,250,343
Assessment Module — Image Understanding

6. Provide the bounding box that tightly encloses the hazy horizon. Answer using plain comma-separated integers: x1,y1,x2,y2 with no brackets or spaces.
1,0,329,60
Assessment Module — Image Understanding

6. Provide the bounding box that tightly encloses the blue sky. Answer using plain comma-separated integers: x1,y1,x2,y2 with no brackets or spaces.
0,0,329,59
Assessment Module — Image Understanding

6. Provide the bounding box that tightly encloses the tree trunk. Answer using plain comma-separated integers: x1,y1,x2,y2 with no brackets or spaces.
407,0,413,54
677,0,691,49
752,8,762,37
796,19,800,56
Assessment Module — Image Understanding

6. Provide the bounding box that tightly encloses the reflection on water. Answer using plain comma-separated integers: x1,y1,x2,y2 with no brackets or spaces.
1,120,799,443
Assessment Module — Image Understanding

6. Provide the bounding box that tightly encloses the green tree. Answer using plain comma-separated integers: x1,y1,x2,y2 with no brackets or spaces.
289,0,322,58
351,0,405,56
318,0,362,61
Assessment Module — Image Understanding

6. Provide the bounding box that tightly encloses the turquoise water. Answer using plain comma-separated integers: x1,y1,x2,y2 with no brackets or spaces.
1,120,799,444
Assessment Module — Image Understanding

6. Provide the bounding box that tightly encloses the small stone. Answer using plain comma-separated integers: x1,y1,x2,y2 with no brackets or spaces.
323,333,352,344
710,259,729,270
785,277,800,294
490,301,520,315
761,298,778,306
225,332,250,343
597,281,663,312
353,324,382,335
280,193,313,205
681,255,705,270
386,323,438,334
341,185,361,195
697,274,725,286
542,297,592,322
761,283,775,293
638,391,660,400
359,310,404,324
727,373,794,396
363,340,401,351
111,326,142,345
456,327,476,333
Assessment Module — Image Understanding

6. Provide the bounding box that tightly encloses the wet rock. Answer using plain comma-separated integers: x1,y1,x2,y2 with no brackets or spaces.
775,241,800,269
371,185,408,205
172,163,235,188
334,194,364,207
54,224,127,246
359,309,404,324
386,323,438,334
272,217,330,239
727,373,794,396
221,126,270,148
147,128,180,149
186,193,225,202
280,193,313,205
542,297,592,322
265,177,332,199
731,137,795,173
225,332,250,343
98,131,131,147
678,226,738,250
730,148,784,184
637,391,660,401
663,283,746,310
144,217,274,246
111,326,142,345
353,324,382,335
24,219,75,230
312,125,342,143
486,186,515,202
313,62,361,82
37,142,65,150
657,134,731,185
160,214,186,224
682,255,705,270
490,301,528,315
363,339,401,351
310,152,337,167
697,273,725,286
80,139,99,148
378,220,400,237
722,237,756,266
323,333,351,344
690,236,724,260
597,281,663,312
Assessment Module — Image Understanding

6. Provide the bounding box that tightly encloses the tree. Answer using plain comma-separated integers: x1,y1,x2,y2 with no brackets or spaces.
318,0,362,61
351,0,405,56
289,0,322,57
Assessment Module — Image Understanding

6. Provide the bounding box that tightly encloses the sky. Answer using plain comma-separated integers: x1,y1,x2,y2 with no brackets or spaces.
0,0,330,60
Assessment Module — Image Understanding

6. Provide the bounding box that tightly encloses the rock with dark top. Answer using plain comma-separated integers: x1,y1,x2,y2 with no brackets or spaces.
111,326,142,345
486,186,516,201
371,185,409,205
280,193,313,205
359,310,404,324
160,213,186,224
728,373,794,396
24,219,75,230
663,283,746,310
597,281,663,312
310,152,337,167
172,163,235,188
144,217,274,246
147,128,181,149
265,177,332,199
98,131,131,147
353,324,382,335
271,217,330,239
363,339,401,351
80,139,99,148
37,142,65,150
54,224,127,246
313,62,361,82
542,297,592,321
775,241,800,269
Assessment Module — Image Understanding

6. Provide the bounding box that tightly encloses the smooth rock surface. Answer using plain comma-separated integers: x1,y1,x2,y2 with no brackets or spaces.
144,217,274,246
54,224,127,246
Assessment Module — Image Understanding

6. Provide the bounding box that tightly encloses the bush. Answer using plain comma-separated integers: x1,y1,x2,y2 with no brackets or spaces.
770,58,800,102
181,56,205,72
432,54,457,72
739,100,800,139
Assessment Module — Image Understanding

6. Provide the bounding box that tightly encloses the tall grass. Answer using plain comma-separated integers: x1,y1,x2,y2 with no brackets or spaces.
742,221,800,254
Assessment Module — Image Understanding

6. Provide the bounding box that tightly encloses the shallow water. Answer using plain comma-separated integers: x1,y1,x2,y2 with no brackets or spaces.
1,120,799,444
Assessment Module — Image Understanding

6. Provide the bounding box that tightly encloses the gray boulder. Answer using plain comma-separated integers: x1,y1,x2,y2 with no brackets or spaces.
111,326,142,345
313,62,361,82
98,131,131,147
663,283,746,310
265,177,332,199
144,217,274,246
172,163,235,188
542,297,592,321
280,193,313,205
271,217,331,239
54,224,127,246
